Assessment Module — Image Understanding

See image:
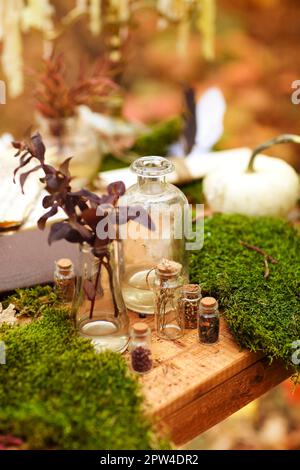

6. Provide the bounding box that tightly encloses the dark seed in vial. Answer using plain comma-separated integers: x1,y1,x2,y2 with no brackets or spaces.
199,317,219,344
131,346,152,373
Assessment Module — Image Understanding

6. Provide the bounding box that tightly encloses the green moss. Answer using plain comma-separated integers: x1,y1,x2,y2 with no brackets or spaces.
102,117,182,172
190,214,300,373
131,117,182,157
100,116,205,204
3,285,57,318
179,180,204,204
102,154,129,172
0,293,169,449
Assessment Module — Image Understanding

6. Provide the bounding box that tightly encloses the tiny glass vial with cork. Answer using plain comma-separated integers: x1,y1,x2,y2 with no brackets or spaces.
198,297,220,344
153,259,184,340
130,322,152,374
54,258,75,304
180,284,202,329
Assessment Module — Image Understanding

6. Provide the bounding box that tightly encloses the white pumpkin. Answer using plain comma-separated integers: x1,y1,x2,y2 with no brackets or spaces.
203,135,300,217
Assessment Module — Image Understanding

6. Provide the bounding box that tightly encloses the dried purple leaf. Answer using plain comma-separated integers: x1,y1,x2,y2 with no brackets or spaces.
19,165,42,193
48,221,72,244
37,204,58,230
59,157,72,177
107,181,126,198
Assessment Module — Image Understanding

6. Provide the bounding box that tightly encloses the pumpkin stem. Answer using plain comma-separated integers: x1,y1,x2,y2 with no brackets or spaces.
247,134,300,173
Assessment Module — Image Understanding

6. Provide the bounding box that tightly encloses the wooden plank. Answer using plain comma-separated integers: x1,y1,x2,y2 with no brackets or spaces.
157,358,291,446
127,312,291,445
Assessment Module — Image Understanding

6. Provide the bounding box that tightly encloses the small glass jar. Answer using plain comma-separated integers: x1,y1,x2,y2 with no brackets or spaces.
180,284,202,329
130,322,152,374
153,259,184,340
198,297,220,344
72,243,129,353
119,156,189,315
54,258,75,304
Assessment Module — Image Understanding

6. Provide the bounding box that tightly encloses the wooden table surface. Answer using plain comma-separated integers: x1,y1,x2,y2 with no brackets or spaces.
127,312,291,446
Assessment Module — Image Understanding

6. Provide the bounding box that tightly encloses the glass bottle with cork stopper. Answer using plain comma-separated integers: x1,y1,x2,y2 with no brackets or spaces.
198,297,220,344
54,258,75,304
130,322,152,374
153,258,184,340
180,284,202,329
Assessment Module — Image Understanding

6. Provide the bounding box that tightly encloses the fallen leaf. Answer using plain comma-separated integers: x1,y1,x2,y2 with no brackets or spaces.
0,303,17,325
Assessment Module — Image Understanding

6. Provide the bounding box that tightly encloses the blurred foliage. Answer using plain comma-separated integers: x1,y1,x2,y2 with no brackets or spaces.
179,180,204,204
1,1,300,170
102,116,183,172
102,116,205,203
131,117,182,157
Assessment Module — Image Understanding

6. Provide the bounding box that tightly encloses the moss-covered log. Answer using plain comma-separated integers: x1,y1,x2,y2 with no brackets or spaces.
190,214,300,375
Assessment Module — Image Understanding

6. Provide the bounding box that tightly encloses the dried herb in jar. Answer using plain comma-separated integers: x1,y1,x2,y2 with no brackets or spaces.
180,284,201,329
130,322,152,374
199,297,220,344
54,258,75,304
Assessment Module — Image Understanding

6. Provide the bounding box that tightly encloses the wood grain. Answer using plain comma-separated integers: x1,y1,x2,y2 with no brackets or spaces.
127,313,291,446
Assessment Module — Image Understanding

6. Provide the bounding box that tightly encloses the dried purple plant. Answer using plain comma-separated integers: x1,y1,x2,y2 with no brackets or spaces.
12,132,153,318
33,53,117,127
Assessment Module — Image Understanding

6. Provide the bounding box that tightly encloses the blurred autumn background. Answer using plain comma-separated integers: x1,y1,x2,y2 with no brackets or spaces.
0,0,300,449
1,0,300,170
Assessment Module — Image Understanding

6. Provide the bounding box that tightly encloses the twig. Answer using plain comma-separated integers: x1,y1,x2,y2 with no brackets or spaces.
239,240,278,264
89,259,102,319
263,257,270,279
239,240,278,279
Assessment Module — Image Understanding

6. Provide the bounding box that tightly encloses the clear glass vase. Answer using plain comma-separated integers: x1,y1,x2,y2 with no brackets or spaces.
36,112,102,188
72,243,129,353
119,156,189,314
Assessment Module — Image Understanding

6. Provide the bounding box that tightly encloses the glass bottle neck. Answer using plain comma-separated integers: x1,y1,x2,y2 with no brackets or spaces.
137,175,167,194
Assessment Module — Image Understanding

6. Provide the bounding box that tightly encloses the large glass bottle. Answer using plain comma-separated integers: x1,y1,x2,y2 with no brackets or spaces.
119,156,189,314
72,243,129,353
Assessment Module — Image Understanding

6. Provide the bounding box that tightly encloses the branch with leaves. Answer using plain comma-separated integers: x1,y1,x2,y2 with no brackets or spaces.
12,132,153,317
33,53,117,137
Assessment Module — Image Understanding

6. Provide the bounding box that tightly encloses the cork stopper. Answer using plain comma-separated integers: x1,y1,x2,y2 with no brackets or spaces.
156,259,182,278
56,258,73,270
182,284,201,299
132,322,149,336
56,258,73,275
200,296,218,312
